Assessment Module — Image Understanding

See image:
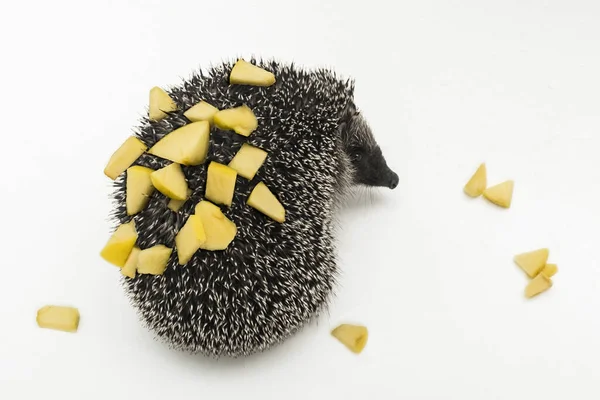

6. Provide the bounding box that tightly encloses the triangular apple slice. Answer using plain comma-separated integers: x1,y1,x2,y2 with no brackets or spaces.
175,214,206,265
104,136,147,180
228,143,268,180
463,163,487,197
514,248,549,278
541,263,558,278
331,324,368,354
229,59,276,86
136,245,172,275
525,273,553,298
100,221,138,267
184,101,219,124
126,166,155,215
150,163,188,200
149,86,177,121
148,121,210,165
483,180,514,208
213,105,258,137
194,201,237,251
247,182,285,223
205,162,237,207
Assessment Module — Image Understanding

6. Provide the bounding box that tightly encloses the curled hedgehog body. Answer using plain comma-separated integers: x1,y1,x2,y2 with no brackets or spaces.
109,58,398,357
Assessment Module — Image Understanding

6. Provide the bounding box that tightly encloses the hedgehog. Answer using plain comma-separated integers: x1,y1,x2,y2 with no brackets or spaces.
106,57,399,358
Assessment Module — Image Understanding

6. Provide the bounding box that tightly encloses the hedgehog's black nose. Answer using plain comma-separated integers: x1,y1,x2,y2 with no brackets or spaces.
388,172,399,189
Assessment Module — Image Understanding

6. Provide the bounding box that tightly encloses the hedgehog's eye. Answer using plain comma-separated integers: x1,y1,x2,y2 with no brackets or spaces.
350,146,365,160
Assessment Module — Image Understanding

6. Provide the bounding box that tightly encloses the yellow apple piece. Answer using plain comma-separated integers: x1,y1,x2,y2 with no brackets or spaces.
213,105,258,137
463,163,487,197
100,221,138,267
175,215,207,265
126,166,155,215
483,180,514,208
228,143,268,180
247,182,285,223
136,245,172,275
541,263,558,278
184,101,219,124
104,136,147,180
514,248,549,278
194,201,237,251
230,59,276,86
331,324,368,354
168,189,192,212
149,86,177,121
150,163,188,200
36,305,80,333
148,121,210,165
525,273,553,298
121,246,140,278
205,162,237,206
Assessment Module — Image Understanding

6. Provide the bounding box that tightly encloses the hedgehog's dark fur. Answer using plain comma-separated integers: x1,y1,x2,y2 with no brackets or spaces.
108,57,398,358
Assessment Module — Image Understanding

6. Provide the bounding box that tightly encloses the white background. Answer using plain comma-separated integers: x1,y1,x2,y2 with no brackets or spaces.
1,0,599,398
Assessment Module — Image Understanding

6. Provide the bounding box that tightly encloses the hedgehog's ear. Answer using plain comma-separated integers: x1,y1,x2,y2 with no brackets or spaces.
342,101,357,119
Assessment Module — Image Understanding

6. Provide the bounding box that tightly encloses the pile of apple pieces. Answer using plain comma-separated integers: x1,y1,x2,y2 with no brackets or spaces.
514,248,558,298
101,60,284,278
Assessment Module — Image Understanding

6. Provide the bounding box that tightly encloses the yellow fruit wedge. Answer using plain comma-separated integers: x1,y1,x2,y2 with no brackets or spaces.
150,163,188,200
228,143,268,180
214,105,258,137
230,59,276,86
148,121,210,165
184,101,219,124
483,180,514,208
194,201,237,251
168,189,192,212
121,246,140,278
541,263,558,278
175,215,207,265
100,221,138,267
205,162,237,206
36,305,80,333
331,324,368,354
104,136,147,180
149,86,177,121
514,248,549,278
247,182,285,223
126,166,155,215
136,245,172,275
463,163,487,197
525,273,553,298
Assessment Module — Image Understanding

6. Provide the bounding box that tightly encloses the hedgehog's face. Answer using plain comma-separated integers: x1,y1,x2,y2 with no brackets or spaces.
340,103,399,190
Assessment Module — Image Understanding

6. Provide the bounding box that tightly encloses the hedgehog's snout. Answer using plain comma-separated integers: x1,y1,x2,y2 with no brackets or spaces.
387,170,399,189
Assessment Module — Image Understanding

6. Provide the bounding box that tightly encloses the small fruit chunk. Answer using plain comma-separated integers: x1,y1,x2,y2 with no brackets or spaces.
247,182,285,223
194,201,237,251
136,245,172,275
100,221,138,267
541,263,558,278
331,324,368,354
148,121,210,165
104,137,147,180
230,59,276,86
126,166,155,215
514,248,549,278
151,163,188,200
228,144,268,180
184,101,219,124
36,306,80,333
483,180,514,208
168,189,192,212
121,247,140,278
463,163,487,197
149,86,177,121
205,162,237,206
175,215,206,264
525,273,553,298
214,105,258,137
